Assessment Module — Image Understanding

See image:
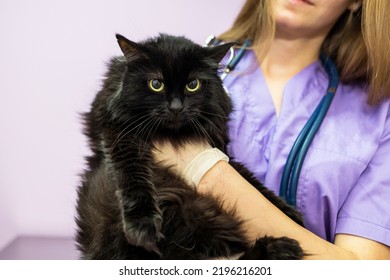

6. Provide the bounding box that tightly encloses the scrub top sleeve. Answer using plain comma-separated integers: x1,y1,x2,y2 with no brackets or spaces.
335,111,390,247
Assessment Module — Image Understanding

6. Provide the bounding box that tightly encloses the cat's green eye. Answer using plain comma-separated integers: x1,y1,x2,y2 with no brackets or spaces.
185,79,201,93
148,79,165,92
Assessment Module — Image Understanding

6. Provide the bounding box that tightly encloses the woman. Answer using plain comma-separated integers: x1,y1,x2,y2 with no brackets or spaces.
156,0,390,259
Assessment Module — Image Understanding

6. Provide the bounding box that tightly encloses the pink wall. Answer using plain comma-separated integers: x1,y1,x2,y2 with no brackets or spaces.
0,0,245,251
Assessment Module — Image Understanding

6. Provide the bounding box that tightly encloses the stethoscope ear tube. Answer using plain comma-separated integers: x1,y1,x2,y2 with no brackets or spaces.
280,54,339,206
220,39,252,81
226,39,252,71
206,36,251,81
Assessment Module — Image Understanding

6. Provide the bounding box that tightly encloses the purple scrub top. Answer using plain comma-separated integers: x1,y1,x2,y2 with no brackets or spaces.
224,50,390,246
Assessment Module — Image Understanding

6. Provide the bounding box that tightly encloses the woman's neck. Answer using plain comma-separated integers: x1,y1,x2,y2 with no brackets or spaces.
260,36,323,80
258,36,324,117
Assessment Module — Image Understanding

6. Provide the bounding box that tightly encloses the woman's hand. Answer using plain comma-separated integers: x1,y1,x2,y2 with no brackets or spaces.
152,141,229,187
152,140,211,172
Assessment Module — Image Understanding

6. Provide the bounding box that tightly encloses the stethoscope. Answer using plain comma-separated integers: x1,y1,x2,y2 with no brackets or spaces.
206,35,340,207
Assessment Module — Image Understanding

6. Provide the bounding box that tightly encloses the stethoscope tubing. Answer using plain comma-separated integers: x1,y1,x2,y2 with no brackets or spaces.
281,54,339,206
286,91,335,206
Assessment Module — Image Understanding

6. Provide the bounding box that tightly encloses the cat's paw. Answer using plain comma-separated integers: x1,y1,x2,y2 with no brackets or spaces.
240,236,304,260
265,236,304,259
123,213,164,255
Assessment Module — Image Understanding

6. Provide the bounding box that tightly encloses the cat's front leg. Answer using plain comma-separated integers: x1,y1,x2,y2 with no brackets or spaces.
116,185,164,254
108,142,164,254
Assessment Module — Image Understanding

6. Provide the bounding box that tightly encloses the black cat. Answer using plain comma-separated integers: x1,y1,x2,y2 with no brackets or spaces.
75,33,305,259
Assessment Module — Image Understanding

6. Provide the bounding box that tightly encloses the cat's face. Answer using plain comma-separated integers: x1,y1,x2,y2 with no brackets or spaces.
108,34,233,145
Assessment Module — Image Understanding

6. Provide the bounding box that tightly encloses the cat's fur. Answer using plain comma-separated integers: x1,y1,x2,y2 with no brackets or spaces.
75,34,304,259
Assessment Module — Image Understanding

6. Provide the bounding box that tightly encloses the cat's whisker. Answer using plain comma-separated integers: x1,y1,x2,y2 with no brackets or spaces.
190,117,215,147
141,117,163,158
136,117,161,158
132,115,164,157
132,116,156,140
197,114,226,136
198,110,229,119
146,117,162,143
111,112,150,134
188,118,204,140
109,113,149,143
110,114,153,152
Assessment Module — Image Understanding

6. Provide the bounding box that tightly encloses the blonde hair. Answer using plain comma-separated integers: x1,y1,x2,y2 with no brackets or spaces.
219,0,390,105
219,0,274,60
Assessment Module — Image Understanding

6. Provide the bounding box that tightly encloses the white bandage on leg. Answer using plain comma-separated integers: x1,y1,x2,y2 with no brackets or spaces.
182,148,229,187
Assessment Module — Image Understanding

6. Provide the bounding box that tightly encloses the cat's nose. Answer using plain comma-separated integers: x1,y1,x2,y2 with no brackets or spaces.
168,98,184,114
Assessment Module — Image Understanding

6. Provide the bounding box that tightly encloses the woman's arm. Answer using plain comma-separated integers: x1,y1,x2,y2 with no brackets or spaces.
153,141,390,259
198,160,390,260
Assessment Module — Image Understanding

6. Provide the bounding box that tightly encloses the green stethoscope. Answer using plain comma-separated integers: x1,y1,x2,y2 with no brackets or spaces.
206,36,340,207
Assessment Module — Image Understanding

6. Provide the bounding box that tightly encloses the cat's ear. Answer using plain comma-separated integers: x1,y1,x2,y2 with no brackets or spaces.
116,34,143,61
206,42,235,63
